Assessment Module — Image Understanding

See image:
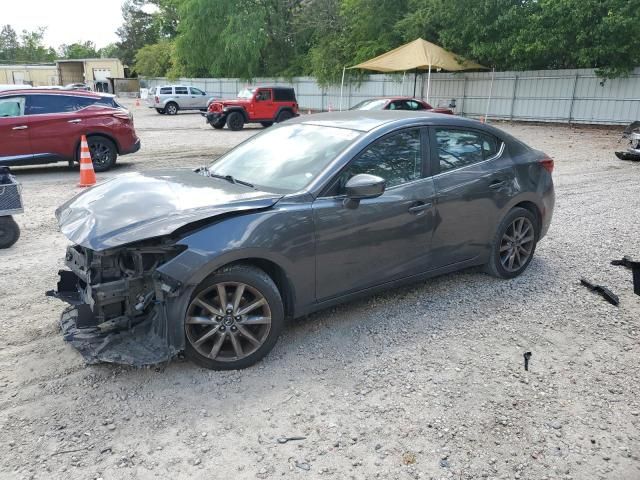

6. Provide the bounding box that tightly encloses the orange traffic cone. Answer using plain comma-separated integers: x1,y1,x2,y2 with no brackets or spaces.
78,135,97,187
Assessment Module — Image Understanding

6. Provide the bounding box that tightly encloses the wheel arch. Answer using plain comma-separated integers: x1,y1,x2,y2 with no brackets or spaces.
74,132,121,160
275,106,295,120
511,200,542,238
225,107,249,122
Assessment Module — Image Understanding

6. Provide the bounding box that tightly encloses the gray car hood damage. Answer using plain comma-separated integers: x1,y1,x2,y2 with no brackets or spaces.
56,169,283,250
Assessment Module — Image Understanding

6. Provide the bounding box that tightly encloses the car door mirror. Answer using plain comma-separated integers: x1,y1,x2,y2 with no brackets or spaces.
343,174,385,208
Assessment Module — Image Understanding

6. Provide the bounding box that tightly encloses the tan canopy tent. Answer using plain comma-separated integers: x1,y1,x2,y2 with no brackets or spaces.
341,38,487,109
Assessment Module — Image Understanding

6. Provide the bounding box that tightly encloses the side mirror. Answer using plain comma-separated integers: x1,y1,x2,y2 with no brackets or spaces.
343,174,385,208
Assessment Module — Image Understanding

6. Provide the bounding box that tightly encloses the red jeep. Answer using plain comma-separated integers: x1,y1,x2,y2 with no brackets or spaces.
0,89,140,172
204,86,298,130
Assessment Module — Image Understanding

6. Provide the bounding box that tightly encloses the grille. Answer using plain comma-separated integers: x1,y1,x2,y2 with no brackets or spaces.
0,182,23,213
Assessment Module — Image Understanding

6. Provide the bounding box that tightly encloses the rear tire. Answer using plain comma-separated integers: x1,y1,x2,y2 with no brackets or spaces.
155,108,166,114
227,111,245,131
86,136,117,172
485,207,538,279
165,102,178,115
184,265,284,370
0,216,20,249
276,110,294,123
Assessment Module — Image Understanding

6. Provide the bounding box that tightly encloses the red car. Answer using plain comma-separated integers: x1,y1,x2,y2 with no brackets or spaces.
0,89,140,172
350,97,454,115
204,86,298,130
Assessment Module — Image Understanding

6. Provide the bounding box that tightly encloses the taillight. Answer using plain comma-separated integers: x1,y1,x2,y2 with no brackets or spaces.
155,95,159,103
540,157,554,173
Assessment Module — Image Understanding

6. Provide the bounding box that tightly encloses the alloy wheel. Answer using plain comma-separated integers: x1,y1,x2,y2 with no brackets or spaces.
89,142,111,167
185,282,272,362
499,217,535,272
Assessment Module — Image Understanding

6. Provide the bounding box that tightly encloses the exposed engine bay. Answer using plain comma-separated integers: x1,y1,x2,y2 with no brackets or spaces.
48,242,185,365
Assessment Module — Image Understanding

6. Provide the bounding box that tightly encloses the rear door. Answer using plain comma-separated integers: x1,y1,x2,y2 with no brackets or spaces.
25,94,87,162
429,126,513,267
174,86,190,108
0,95,32,165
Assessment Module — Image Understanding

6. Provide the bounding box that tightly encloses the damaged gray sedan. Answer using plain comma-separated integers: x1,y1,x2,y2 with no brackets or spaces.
49,111,554,370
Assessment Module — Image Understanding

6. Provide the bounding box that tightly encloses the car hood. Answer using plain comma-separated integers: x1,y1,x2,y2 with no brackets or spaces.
214,98,251,107
56,169,283,251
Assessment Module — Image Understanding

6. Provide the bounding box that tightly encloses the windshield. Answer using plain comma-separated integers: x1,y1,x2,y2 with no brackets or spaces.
209,124,361,193
350,99,388,110
237,88,255,99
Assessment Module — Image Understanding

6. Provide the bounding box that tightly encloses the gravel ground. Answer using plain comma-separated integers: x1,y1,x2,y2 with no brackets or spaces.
0,100,639,480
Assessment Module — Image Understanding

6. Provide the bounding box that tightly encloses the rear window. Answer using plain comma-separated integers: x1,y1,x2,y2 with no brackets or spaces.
24,94,116,115
435,128,502,173
273,89,296,102
175,87,188,95
159,87,172,95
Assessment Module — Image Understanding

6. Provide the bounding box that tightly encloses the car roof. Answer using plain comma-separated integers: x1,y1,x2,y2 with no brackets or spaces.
0,89,108,98
289,110,483,132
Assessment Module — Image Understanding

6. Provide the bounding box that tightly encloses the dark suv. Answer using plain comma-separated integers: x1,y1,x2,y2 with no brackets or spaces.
204,86,298,130
0,89,140,172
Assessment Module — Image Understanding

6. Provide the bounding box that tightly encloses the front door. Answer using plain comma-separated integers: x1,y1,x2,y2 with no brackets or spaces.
25,94,85,162
189,87,207,109
0,95,32,165
429,126,516,267
253,89,273,119
313,127,436,301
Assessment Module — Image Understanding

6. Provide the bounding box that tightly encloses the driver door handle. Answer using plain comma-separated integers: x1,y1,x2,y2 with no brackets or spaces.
68,119,82,124
408,202,432,214
12,125,28,130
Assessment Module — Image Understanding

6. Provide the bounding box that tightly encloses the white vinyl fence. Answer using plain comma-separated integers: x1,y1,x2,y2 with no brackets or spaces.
142,67,640,125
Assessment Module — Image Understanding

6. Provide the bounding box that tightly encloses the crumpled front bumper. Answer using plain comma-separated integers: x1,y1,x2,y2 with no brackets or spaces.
46,245,184,367
202,111,224,123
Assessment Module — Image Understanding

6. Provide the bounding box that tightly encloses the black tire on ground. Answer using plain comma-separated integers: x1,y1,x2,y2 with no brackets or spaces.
211,119,226,129
485,207,539,279
165,102,179,115
184,264,284,370
260,122,273,128
226,111,245,131
0,216,20,249
156,108,166,114
86,136,118,172
276,110,294,123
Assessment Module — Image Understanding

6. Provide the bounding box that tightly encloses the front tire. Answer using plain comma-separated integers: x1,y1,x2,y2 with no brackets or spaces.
260,122,273,128
211,118,226,129
226,111,245,131
155,108,165,114
87,136,117,172
0,216,20,249
165,102,178,115
486,207,538,279
184,265,284,370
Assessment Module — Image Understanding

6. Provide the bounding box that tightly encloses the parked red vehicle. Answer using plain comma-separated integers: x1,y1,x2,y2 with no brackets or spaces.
350,97,454,115
204,86,298,130
0,89,140,172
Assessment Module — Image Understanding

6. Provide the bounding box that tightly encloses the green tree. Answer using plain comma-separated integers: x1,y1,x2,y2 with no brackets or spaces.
59,41,99,59
0,25,19,61
134,41,173,76
175,0,298,79
98,43,120,58
116,0,160,67
15,28,56,62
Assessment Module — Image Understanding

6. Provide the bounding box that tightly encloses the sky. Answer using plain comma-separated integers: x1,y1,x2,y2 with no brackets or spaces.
3,0,125,49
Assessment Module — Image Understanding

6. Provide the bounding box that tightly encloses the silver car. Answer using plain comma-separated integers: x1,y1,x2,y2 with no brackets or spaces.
147,85,216,115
